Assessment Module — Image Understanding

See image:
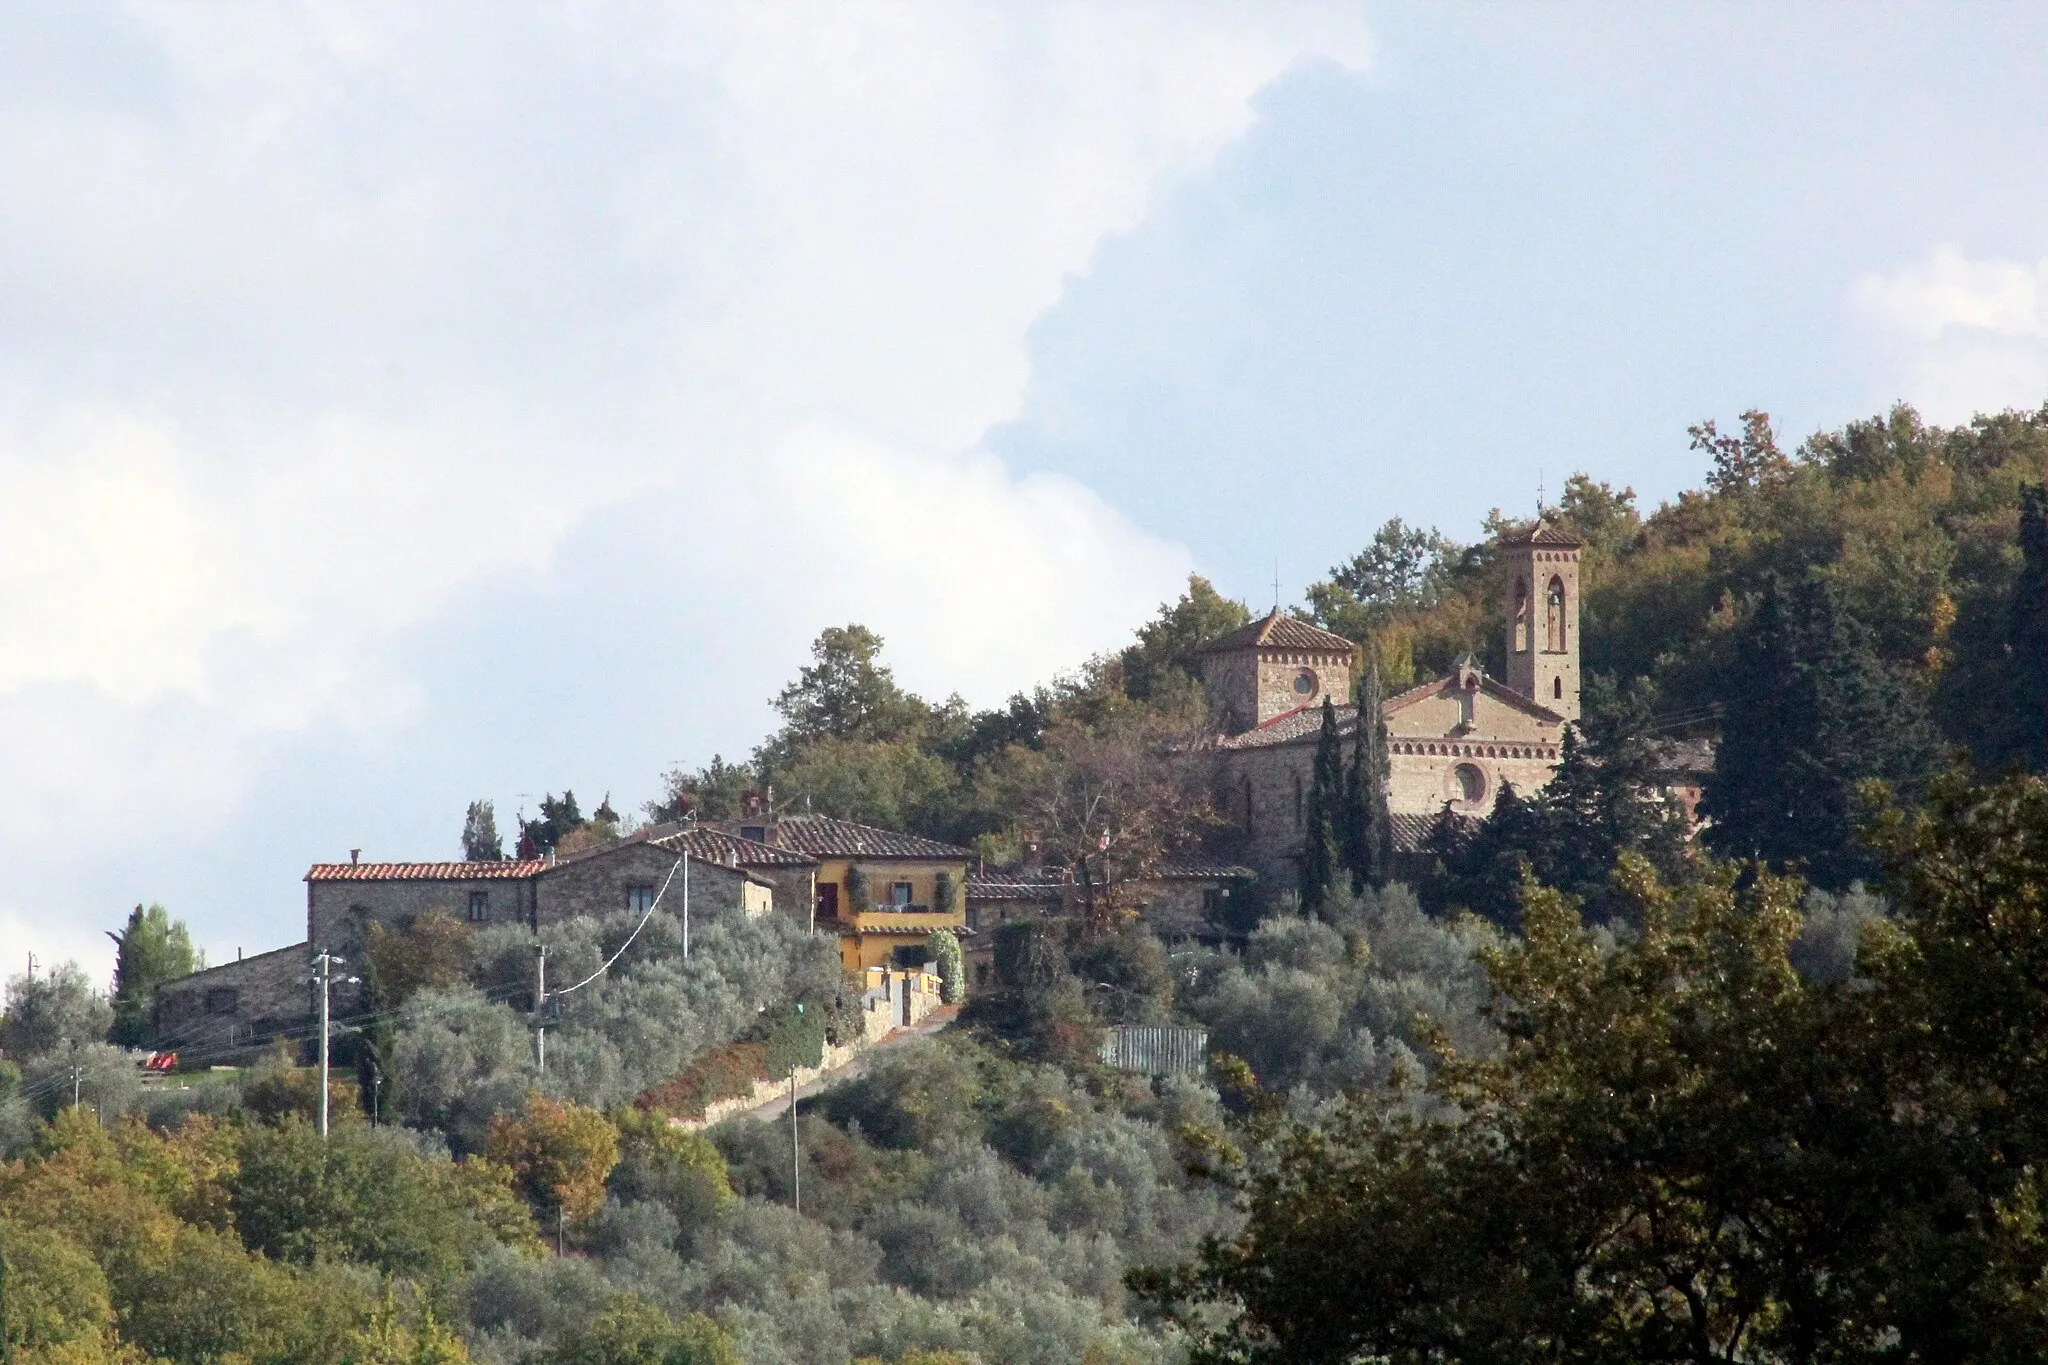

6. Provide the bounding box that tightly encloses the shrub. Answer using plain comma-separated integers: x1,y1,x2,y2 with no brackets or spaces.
927,929,964,1004
633,1042,770,1122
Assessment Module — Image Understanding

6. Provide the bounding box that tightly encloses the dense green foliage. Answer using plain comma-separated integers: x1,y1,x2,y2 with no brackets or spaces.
464,800,508,862
107,903,202,1049
1421,677,1693,926
1143,774,2048,1362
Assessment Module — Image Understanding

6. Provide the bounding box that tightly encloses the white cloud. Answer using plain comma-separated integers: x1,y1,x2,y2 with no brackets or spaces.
0,1,1371,975
1853,244,2048,422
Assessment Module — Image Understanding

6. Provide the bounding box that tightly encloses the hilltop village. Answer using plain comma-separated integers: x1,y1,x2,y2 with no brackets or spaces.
12,408,2048,1364
149,515,1696,1066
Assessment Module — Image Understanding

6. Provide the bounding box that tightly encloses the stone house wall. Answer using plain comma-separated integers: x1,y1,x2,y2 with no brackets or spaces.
535,843,763,930
308,875,538,956
151,942,311,1058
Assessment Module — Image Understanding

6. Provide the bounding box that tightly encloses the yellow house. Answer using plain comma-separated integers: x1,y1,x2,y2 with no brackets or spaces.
707,812,971,973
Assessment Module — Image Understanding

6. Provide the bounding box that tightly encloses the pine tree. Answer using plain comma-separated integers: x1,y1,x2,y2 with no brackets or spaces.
1299,697,1345,913
1342,646,1394,892
107,903,201,1048
1704,575,1943,887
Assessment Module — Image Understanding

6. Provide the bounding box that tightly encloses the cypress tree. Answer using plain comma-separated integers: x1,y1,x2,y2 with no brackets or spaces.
1343,646,1394,892
107,903,200,1048
1300,697,1345,913
1703,574,1943,887
2010,482,2048,771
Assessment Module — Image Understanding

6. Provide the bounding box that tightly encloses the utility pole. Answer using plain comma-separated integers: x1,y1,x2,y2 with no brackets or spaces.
533,943,548,1074
791,999,804,1216
311,951,348,1138
682,845,691,960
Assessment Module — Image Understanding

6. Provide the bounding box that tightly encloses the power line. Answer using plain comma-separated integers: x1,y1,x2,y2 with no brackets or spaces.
547,855,685,1000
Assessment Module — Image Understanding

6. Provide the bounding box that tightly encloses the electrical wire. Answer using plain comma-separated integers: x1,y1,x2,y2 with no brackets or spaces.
546,854,684,1001
17,859,687,1100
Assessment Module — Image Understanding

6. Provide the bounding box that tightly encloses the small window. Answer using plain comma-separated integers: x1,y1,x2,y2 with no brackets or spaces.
966,906,981,929
468,890,490,922
627,884,655,914
740,825,767,843
890,881,914,906
1454,764,1486,804
1293,668,1318,696
816,882,840,920
205,987,240,1015
1553,676,1562,699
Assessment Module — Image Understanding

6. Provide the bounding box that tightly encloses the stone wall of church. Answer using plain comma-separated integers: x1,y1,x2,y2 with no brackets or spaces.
1218,743,1314,880
1201,652,1262,732
1387,742,1562,817
1201,649,1353,733
1219,732,1566,880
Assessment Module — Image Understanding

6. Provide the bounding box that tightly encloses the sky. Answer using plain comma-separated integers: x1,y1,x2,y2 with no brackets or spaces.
4,2,2048,984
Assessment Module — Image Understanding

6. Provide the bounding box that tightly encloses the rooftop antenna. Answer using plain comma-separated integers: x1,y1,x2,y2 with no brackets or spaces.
1537,467,1546,516
1272,559,1281,615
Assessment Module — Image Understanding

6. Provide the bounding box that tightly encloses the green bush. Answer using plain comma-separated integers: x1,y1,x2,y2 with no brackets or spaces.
928,928,964,1004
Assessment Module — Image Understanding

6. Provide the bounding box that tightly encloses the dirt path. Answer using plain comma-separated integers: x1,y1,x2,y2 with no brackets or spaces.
738,1004,960,1122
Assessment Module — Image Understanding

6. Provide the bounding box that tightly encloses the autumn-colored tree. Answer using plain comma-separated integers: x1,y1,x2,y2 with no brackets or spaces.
1000,709,1220,932
486,1091,619,1231
363,913,476,1010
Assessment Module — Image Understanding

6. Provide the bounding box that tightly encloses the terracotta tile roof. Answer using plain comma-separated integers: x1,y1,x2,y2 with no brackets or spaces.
966,871,1065,902
1391,811,1461,853
1650,737,1715,777
763,814,971,861
1193,609,1357,657
654,827,817,867
1506,519,1583,548
1215,702,1357,750
1155,853,1255,880
307,859,549,882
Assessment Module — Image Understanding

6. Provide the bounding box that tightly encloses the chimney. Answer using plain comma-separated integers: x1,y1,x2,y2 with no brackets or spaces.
237,947,243,961
350,848,360,865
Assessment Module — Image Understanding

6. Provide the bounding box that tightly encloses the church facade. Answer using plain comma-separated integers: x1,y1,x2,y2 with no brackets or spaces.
1204,523,1583,879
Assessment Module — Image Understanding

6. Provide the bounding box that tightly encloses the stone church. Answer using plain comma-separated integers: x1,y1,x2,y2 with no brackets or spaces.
1204,522,1583,878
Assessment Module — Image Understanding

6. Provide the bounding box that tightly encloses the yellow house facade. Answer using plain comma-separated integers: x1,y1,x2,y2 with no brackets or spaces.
705,812,971,973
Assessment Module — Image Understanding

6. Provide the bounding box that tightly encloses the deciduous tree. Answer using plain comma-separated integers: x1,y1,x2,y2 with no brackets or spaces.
487,1091,619,1230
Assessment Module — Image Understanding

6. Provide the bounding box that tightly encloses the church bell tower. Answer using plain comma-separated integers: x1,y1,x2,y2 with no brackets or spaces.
1504,521,1582,722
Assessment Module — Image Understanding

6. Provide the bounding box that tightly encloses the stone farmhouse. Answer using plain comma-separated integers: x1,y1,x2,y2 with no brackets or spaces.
1207,520,1594,880
150,811,973,1060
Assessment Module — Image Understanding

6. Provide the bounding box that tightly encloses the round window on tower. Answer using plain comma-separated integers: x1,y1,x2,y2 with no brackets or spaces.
1293,668,1319,697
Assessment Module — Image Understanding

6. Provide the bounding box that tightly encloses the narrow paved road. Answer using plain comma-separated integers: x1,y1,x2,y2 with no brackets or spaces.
738,1004,959,1122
